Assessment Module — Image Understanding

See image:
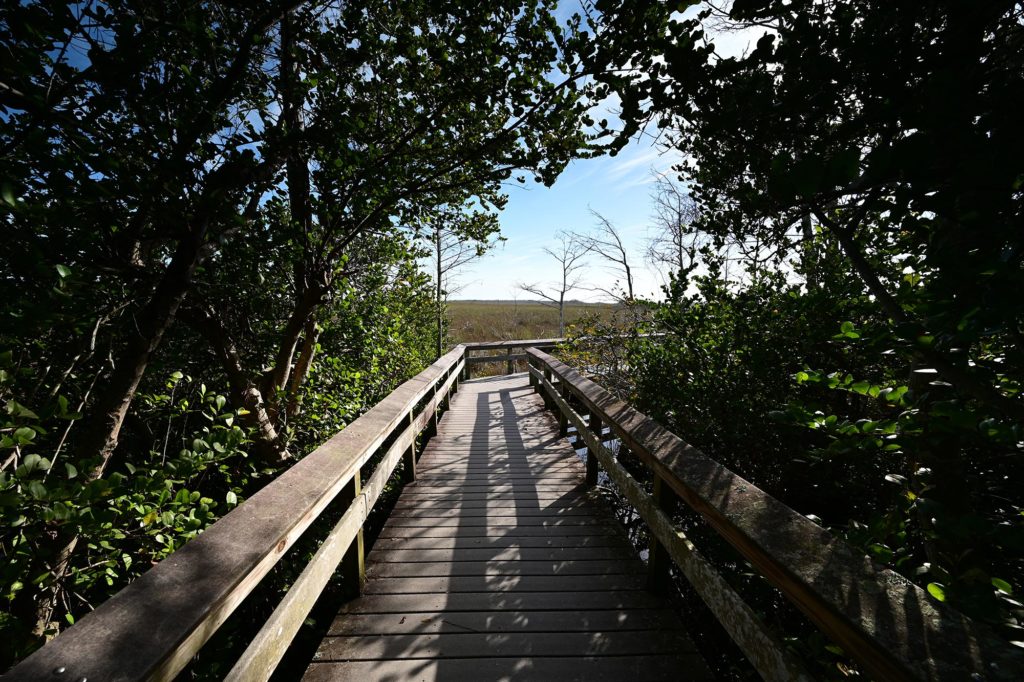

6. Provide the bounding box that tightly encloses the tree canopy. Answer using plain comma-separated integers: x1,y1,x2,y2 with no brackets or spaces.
563,0,1024,669
0,0,603,666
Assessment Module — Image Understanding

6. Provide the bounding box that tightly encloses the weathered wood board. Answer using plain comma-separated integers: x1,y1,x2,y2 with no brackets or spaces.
304,374,711,681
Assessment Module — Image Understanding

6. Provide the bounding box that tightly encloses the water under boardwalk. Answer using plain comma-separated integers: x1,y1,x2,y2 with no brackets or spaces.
304,373,711,681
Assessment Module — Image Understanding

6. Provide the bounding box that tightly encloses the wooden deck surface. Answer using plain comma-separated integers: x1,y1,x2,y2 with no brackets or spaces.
304,374,710,681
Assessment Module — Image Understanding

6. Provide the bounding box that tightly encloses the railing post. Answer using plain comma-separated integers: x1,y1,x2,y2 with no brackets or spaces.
427,383,439,437
402,411,417,483
506,346,514,375
647,475,678,593
542,368,553,408
558,381,569,436
586,410,601,486
340,469,365,599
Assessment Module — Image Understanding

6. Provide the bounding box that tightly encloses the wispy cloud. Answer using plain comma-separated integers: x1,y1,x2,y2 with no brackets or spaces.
605,146,664,180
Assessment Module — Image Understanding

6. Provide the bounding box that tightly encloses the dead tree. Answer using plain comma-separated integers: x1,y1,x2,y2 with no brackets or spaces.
575,209,636,302
423,209,501,357
646,174,705,282
517,232,588,336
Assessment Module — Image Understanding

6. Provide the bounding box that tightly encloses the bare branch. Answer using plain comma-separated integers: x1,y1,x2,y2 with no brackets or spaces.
646,173,705,282
517,231,589,335
574,209,635,301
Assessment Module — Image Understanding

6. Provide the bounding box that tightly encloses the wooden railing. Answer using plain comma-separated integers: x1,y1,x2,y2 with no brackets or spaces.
5,346,466,682
462,337,562,377
525,347,1024,682
9,338,1024,681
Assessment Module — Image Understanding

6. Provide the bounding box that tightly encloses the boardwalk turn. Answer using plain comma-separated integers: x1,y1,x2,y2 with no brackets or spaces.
304,374,710,681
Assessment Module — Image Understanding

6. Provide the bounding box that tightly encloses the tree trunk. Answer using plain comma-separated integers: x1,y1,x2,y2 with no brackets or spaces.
558,291,565,336
188,307,288,464
436,229,444,358
76,221,210,478
264,284,325,402
816,209,1024,422
286,317,320,419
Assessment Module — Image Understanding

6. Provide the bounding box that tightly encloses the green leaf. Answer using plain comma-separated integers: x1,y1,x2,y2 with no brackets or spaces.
1,182,16,206
65,463,78,479
850,381,871,395
226,490,238,506
927,583,946,601
55,264,71,279
7,400,39,419
20,453,43,474
992,578,1013,595
14,427,36,444
51,502,72,521
26,480,47,500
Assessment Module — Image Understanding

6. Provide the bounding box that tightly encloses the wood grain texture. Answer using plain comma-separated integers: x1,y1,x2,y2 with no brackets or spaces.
527,348,1024,681
4,348,467,682
305,655,707,682
534,368,811,682
305,374,710,680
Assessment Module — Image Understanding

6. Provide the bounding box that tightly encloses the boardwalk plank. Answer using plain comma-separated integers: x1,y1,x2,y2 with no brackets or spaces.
327,609,685,635
304,374,708,680
362,574,647,594
305,655,710,682
368,560,643,578
315,630,691,659
368,547,631,562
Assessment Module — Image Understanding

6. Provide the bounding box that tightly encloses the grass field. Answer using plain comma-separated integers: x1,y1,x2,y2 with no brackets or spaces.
447,300,616,344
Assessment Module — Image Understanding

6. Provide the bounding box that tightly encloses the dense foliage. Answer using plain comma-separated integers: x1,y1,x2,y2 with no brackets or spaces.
570,0,1024,668
0,0,600,668
4,0,1023,675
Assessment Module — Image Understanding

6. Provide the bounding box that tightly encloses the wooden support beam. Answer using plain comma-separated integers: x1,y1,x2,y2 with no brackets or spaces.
531,367,810,681
586,411,600,487
558,381,569,436
224,494,367,682
542,368,553,409
464,352,529,364
526,348,1024,682
4,348,466,682
428,383,439,436
647,476,678,594
402,412,417,483
339,469,365,599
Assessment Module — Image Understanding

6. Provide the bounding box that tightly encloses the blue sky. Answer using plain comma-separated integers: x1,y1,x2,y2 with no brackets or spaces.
451,6,767,302
453,139,683,301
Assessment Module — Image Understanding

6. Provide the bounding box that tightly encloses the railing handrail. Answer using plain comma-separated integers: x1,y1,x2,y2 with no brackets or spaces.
6,345,467,682
14,337,1021,681
525,346,1024,682
462,337,563,351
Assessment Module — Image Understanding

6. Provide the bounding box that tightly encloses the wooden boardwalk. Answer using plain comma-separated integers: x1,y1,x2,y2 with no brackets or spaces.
14,343,1020,682
304,373,710,681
